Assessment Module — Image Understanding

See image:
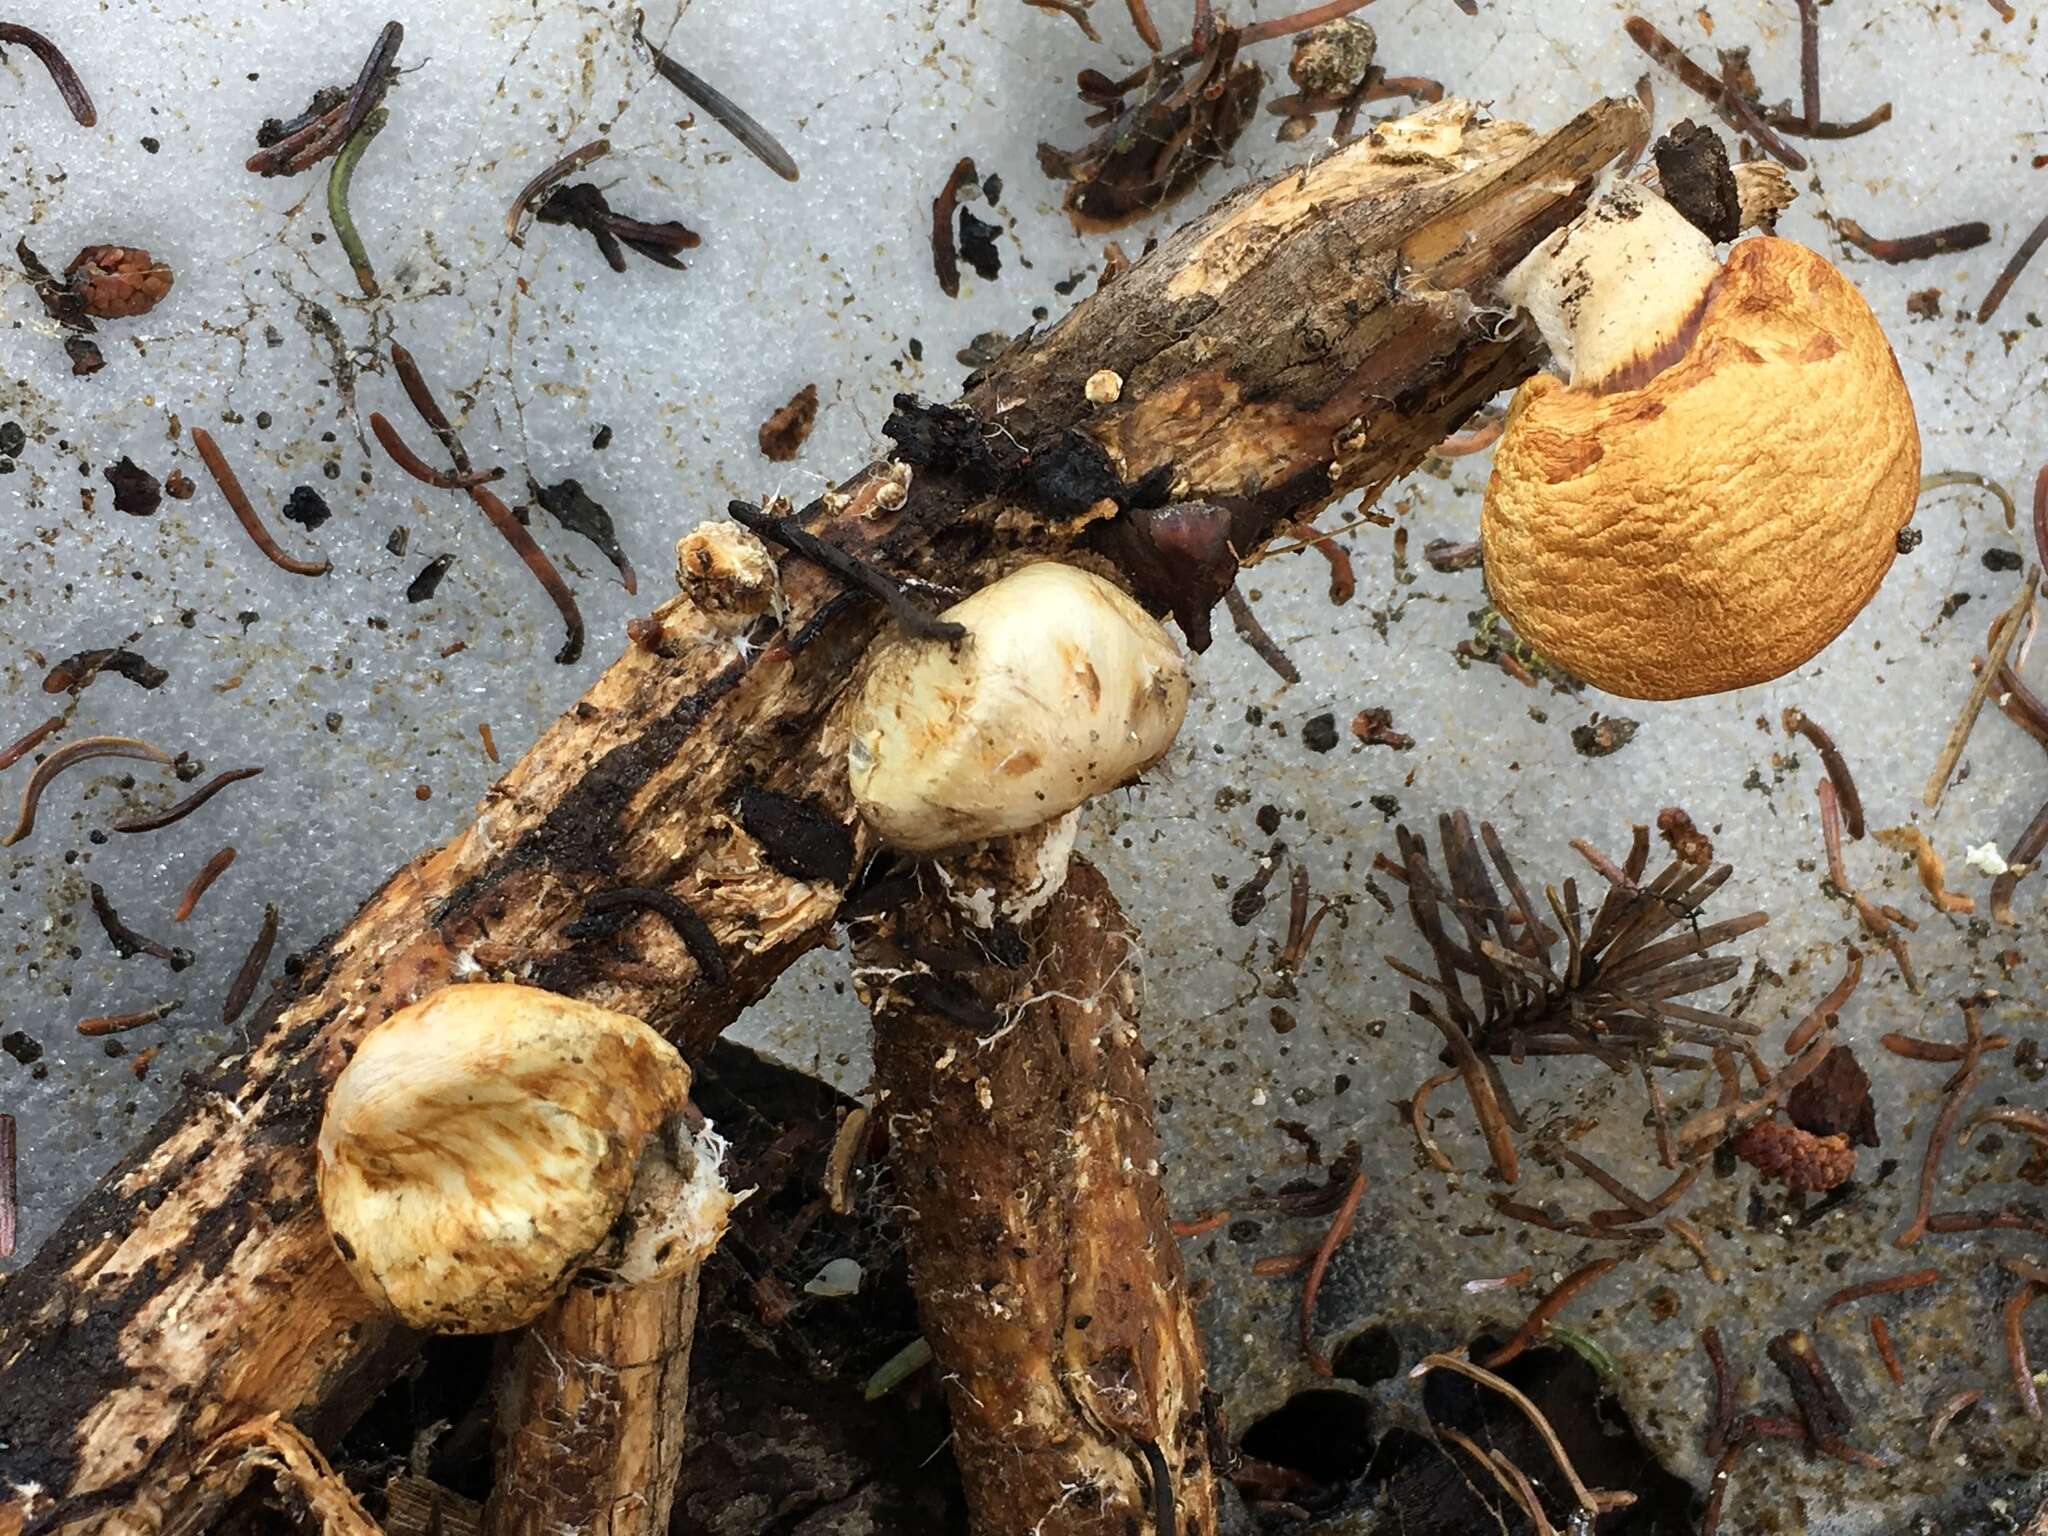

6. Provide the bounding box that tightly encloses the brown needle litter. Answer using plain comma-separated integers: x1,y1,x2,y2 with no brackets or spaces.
190,429,331,577
368,413,502,490
1818,778,1918,991
534,183,700,272
1667,1214,1724,1281
726,499,964,642
173,846,237,923
1719,56,1807,171
1793,0,1819,130
504,139,611,245
1961,1106,2048,1148
1701,1326,1737,1456
247,21,402,178
1979,209,2048,324
1223,587,1300,684
1895,1000,2000,1249
1408,1069,1459,1173
1124,0,1163,50
0,1113,12,1260
1867,1313,1904,1386
1919,468,2018,531
1410,1356,1630,1523
1480,1256,1624,1369
1782,708,1863,839
2006,1280,2043,1419
3,736,174,846
222,903,279,1027
1676,1026,1839,1154
381,345,585,664
1927,1388,1984,1448
931,156,977,298
1992,796,2048,926
76,999,183,1037
1237,0,1371,46
634,13,799,183
114,766,262,834
0,23,95,125
1836,220,1993,264
1766,1330,1882,1468
1276,863,1335,971
1169,1209,1230,1238
0,715,62,771
1817,1267,1939,1317
1924,566,2038,807
1784,946,1860,1056
1300,1169,1366,1375
1702,1416,1808,1536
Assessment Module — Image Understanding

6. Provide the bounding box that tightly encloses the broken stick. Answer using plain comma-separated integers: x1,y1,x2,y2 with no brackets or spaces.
856,855,1216,1536
0,94,1642,1536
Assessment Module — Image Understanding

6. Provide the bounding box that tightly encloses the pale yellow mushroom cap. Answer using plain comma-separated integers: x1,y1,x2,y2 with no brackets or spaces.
848,561,1190,852
1483,235,1920,700
317,983,700,1333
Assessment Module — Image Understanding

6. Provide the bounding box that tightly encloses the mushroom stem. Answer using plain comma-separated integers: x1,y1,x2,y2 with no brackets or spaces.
485,1120,731,1536
852,858,1218,1536
1503,181,1721,390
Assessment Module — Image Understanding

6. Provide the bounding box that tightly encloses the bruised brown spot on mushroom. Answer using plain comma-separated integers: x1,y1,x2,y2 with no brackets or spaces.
1536,435,1606,484
1800,332,1843,364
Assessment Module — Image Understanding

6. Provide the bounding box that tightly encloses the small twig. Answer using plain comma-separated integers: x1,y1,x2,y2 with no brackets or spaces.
1835,219,1992,264
505,139,611,245
90,884,191,969
1763,101,1892,138
191,429,332,577
1301,1169,1366,1375
1816,1266,1938,1317
1766,1330,1881,1468
1920,469,2018,530
0,715,63,772
115,767,263,835
1438,1428,1558,1536
223,904,280,1027
1237,0,1371,47
1224,586,1299,684
0,23,96,125
1718,55,1806,170
726,499,964,641
634,14,799,182
1991,796,2048,926
1868,1313,1904,1386
174,847,238,923
327,107,389,298
4,736,174,847
76,999,182,1037
1967,1106,2048,1147
1979,209,2048,325
1481,1256,1623,1369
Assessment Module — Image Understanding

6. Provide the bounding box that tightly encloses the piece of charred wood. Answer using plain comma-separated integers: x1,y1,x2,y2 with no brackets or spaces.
855,857,1217,1536
0,95,1644,1536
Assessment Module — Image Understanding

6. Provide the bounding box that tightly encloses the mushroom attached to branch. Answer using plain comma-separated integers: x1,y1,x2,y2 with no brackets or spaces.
317,982,729,1334
848,560,1191,853
1481,180,1920,699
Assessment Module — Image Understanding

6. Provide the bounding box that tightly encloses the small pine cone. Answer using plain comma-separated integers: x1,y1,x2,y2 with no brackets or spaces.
1733,1120,1856,1192
65,246,175,319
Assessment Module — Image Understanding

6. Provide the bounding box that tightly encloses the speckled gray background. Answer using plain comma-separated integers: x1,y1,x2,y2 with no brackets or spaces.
2,0,2044,1527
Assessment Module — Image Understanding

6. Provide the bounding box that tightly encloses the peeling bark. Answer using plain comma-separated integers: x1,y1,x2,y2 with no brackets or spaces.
0,95,1641,1536
485,1274,700,1536
856,858,1217,1536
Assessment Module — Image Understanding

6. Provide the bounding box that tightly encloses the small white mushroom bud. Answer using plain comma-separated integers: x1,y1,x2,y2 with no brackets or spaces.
676,522,782,635
1084,369,1124,405
847,561,1190,852
316,983,730,1333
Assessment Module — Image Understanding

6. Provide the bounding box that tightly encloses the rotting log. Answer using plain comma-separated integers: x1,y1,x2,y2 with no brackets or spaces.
484,1271,701,1536
855,857,1214,1536
0,94,1643,1536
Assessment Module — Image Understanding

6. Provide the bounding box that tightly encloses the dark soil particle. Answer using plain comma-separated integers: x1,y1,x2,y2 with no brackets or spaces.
283,486,332,530
405,554,456,603
104,457,161,517
1572,715,1640,757
1302,713,1340,753
1653,120,1740,244
1984,548,2024,572
957,208,1001,281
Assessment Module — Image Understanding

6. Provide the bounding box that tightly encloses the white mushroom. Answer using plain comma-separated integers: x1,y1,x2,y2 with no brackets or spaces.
846,561,1190,853
316,982,731,1334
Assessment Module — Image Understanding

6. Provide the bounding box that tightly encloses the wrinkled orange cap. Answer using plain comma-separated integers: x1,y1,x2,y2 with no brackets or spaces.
1483,237,1920,700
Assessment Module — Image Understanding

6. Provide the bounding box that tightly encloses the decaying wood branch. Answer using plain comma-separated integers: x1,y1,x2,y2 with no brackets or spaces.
0,94,1641,1536
485,1271,702,1536
856,856,1215,1536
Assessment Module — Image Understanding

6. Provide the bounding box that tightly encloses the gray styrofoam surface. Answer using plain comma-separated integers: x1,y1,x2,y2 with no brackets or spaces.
1,0,2045,1528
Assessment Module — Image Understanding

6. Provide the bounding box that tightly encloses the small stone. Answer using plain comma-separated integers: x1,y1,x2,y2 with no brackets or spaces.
282,486,331,530
1084,368,1124,404
1302,713,1340,753
0,422,23,458
1983,547,2024,572
104,456,162,517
